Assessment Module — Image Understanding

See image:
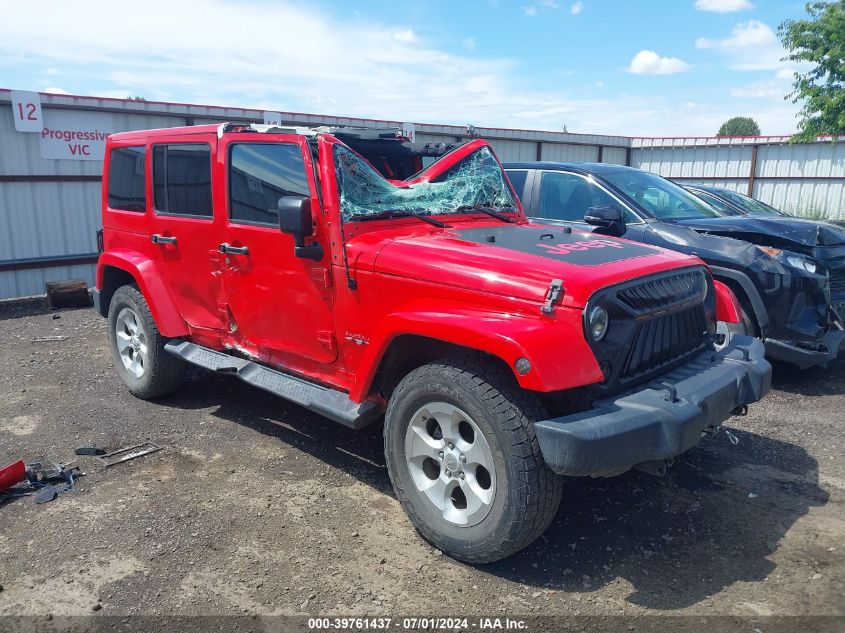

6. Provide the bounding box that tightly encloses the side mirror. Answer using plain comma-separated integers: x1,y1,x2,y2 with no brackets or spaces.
278,196,323,261
585,205,626,238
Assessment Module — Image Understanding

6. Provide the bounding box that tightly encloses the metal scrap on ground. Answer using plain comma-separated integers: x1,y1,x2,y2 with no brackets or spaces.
97,442,162,467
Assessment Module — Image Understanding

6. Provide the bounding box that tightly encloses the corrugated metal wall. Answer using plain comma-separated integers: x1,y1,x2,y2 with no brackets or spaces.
630,137,845,220
0,91,630,300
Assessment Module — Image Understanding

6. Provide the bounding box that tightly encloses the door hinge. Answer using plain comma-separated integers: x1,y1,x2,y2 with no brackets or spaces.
310,267,331,290
317,331,336,351
541,279,564,315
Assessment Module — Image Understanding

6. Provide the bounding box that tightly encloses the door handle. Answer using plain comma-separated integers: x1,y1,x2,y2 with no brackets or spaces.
151,234,177,245
218,243,249,256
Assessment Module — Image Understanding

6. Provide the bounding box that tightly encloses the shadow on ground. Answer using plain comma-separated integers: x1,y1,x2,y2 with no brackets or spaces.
770,357,845,396
159,369,828,611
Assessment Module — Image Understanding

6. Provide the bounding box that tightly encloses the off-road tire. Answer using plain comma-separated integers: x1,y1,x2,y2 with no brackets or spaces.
107,284,185,399
384,357,563,563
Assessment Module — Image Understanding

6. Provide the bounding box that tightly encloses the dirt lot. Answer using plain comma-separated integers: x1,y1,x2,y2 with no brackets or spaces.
0,307,843,627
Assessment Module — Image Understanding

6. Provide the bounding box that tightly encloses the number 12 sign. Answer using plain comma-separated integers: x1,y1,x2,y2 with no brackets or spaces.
11,90,43,133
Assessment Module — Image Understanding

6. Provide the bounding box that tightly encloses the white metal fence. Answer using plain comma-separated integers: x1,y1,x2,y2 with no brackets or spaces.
1,88,843,301
631,136,845,220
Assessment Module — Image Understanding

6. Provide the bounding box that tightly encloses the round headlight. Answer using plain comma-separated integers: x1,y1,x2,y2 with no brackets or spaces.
589,305,609,341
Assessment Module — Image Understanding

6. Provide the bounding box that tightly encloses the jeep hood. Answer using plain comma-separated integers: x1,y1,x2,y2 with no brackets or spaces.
677,216,845,250
366,223,702,309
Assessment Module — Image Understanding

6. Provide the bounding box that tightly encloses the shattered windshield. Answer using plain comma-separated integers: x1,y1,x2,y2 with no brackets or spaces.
334,144,516,221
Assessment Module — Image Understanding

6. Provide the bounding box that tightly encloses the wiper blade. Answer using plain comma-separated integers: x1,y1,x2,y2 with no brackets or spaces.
348,210,450,228
456,205,517,223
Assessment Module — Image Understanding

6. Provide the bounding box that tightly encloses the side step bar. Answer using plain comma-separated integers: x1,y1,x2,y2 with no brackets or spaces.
164,340,382,429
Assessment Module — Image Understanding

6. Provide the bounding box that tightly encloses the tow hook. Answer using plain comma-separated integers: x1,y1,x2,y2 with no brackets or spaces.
704,425,740,445
723,429,740,445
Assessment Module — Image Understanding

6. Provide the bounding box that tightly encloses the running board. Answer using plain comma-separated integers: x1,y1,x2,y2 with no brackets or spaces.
164,340,382,429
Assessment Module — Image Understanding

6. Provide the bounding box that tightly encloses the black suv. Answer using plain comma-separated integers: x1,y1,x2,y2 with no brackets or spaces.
504,162,845,368
682,184,845,317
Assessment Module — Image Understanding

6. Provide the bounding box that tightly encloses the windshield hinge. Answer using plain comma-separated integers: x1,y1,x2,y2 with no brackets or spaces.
541,279,564,315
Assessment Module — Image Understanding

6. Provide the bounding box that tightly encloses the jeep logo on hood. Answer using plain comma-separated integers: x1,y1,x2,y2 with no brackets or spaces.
456,226,661,266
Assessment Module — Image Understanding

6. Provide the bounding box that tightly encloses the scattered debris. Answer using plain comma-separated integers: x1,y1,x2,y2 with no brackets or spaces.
35,484,70,505
31,335,68,343
0,458,81,505
97,442,162,467
75,445,107,456
0,460,26,492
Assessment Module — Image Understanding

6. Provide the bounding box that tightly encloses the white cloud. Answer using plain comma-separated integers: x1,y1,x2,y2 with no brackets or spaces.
43,86,69,94
523,5,537,16
394,29,418,44
694,0,753,13
695,20,786,70
0,0,802,135
627,50,691,75
571,1,584,15
730,79,784,99
462,36,476,51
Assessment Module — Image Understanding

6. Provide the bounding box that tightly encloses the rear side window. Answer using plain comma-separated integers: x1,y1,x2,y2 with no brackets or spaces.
229,143,310,225
152,144,213,217
505,170,528,200
107,146,146,212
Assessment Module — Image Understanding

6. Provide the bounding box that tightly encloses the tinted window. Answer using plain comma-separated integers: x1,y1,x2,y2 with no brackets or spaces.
536,171,621,222
229,144,310,225
505,170,528,200
694,190,741,216
152,144,212,217
601,169,719,221
717,189,784,216
107,146,146,212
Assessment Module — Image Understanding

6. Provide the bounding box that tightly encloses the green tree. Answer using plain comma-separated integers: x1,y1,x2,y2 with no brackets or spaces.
779,1,845,142
717,116,761,137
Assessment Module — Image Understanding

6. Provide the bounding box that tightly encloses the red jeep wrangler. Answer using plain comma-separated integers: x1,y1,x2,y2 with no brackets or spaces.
94,123,771,562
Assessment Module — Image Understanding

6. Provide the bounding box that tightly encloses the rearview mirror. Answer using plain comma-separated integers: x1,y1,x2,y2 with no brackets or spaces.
278,196,323,261
584,205,626,238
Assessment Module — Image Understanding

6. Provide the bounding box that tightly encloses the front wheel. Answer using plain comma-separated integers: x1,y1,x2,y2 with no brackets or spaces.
714,306,755,352
384,358,563,563
107,285,185,399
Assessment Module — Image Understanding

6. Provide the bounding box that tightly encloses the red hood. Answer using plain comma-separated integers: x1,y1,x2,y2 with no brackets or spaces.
349,221,704,309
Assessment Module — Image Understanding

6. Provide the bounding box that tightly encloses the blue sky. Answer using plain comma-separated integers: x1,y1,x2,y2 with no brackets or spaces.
0,0,812,136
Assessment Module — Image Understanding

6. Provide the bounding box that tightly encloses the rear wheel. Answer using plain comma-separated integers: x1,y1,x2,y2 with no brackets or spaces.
384,357,563,563
107,285,185,399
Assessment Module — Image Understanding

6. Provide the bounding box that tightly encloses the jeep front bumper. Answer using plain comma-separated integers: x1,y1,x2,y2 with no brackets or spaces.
534,335,771,477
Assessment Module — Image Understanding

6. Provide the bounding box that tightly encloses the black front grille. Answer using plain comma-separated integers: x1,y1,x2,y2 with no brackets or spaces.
620,303,708,379
617,269,707,314
584,266,715,396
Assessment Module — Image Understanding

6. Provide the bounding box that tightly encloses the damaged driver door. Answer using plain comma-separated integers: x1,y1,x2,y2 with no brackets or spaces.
215,133,337,367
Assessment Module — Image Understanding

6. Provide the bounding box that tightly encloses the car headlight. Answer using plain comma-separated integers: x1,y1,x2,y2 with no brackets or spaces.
785,254,818,274
758,246,821,274
589,305,609,341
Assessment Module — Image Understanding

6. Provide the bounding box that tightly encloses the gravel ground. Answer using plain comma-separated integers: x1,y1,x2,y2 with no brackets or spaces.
0,307,843,628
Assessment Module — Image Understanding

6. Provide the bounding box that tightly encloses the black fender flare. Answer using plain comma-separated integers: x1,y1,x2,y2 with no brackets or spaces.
709,265,769,331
